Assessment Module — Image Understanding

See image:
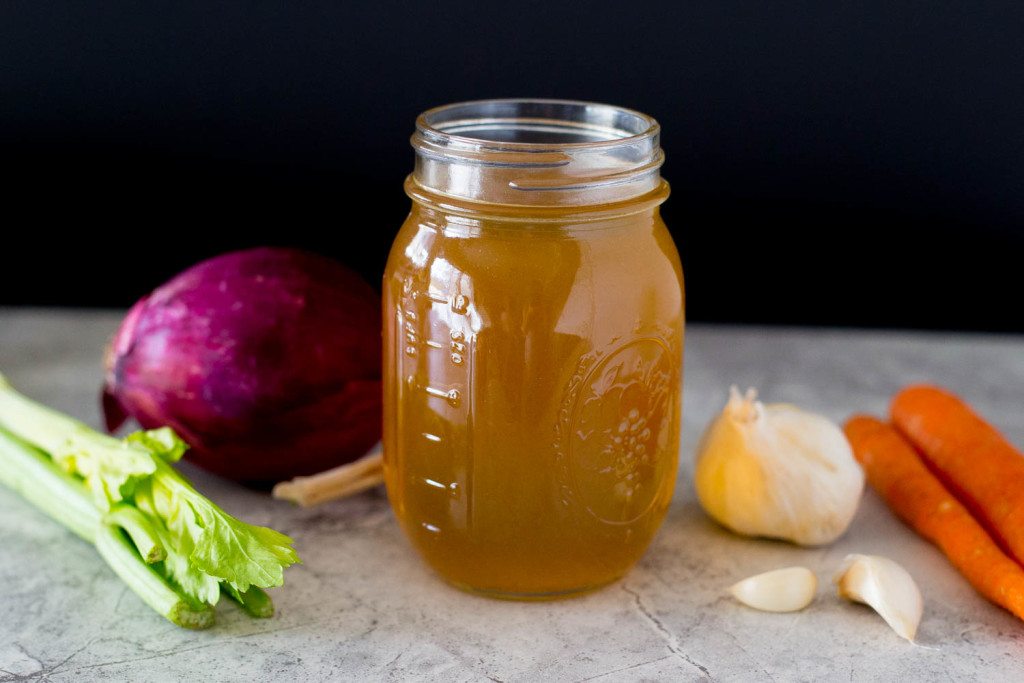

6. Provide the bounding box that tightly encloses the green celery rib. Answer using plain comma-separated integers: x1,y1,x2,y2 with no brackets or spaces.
95,524,214,630
0,374,128,462
104,504,166,563
0,425,209,629
0,427,98,541
223,584,275,618
0,374,154,509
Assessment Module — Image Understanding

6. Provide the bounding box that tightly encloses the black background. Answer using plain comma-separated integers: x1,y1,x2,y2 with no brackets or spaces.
2,2,1021,331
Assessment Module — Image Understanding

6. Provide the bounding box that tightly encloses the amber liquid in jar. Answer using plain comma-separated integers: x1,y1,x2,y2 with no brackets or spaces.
383,100,684,598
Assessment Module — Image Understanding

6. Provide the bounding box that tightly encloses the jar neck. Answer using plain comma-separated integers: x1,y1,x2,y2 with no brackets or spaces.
409,99,665,209
406,176,669,225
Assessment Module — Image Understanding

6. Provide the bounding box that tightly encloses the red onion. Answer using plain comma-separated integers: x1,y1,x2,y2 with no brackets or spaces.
103,247,381,484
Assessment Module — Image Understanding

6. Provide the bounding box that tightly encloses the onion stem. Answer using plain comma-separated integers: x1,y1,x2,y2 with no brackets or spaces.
272,445,384,506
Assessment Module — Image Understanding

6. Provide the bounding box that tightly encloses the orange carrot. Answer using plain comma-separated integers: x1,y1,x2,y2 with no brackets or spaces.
892,385,1024,567
845,415,1024,620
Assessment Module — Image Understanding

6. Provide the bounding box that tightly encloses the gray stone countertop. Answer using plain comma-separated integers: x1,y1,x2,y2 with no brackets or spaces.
2,308,1024,682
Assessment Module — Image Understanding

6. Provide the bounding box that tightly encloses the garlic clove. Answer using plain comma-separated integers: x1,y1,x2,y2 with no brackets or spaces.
730,566,817,612
834,554,923,641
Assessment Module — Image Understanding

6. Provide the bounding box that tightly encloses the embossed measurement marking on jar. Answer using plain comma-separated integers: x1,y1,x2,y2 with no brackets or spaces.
403,278,475,374
399,273,475,521
419,290,450,305
424,385,461,406
424,478,459,491
401,281,472,368
401,277,473,404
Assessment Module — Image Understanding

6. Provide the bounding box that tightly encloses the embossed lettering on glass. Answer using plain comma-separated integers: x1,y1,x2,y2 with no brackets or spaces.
383,100,684,598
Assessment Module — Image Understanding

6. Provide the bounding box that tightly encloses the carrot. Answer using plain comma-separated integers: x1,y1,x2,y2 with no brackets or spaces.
844,415,1024,620
891,385,1024,567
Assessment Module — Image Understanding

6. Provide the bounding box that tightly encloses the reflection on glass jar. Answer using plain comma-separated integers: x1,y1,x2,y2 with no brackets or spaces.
383,100,684,598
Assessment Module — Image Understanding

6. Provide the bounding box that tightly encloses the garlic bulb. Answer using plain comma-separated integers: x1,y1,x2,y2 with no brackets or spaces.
694,387,864,546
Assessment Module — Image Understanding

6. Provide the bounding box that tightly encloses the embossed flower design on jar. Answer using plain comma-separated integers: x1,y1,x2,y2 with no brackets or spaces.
609,405,654,503
567,338,676,524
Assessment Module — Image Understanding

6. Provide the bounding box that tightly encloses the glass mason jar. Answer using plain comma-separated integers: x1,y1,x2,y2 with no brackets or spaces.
383,99,684,599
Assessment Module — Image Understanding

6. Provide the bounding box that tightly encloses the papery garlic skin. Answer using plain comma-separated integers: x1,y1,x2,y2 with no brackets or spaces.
695,387,865,546
730,566,817,612
835,554,923,641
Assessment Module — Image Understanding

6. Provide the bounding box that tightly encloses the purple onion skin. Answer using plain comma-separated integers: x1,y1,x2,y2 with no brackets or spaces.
103,247,382,484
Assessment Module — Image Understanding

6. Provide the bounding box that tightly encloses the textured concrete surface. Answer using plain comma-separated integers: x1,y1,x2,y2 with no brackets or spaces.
2,308,1024,682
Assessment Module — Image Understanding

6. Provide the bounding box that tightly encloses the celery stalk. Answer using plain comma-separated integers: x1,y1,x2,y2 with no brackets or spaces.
95,524,213,630
0,373,156,509
0,426,208,626
0,427,98,541
224,584,275,618
0,374,128,462
104,504,166,563
0,375,298,629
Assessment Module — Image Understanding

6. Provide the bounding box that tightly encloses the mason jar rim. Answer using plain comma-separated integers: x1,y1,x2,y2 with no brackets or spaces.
409,98,665,207
414,98,661,155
